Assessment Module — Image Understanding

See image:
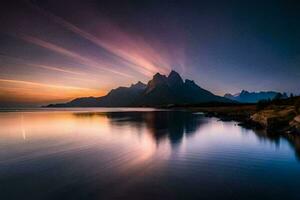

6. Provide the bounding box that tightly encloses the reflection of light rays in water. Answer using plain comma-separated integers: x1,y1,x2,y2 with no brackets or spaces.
101,138,171,199
21,113,26,140
119,135,171,172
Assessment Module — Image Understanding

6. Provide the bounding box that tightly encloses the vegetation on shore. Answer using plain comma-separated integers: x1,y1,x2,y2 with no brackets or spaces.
179,96,300,135
251,96,300,134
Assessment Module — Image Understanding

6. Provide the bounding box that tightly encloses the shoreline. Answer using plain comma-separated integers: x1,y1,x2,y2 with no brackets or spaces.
2,103,300,136
182,104,300,136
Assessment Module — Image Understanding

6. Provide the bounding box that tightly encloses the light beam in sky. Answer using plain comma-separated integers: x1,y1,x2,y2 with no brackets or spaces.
19,35,133,78
0,54,85,76
29,2,175,76
2,0,298,107
0,78,94,90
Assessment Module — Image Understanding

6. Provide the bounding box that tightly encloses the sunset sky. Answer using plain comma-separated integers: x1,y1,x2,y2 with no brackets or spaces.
0,0,300,107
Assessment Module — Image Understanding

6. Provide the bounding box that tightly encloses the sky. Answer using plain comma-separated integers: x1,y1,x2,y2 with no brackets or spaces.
0,0,300,107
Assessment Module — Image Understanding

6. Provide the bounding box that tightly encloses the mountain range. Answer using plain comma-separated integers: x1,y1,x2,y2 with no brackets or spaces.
224,90,286,103
47,70,233,107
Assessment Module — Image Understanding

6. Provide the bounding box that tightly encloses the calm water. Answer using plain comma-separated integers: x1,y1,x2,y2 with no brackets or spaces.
1,108,300,200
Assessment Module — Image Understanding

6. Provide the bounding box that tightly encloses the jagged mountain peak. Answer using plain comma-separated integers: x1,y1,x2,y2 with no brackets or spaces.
146,72,168,93
168,70,183,86
153,72,166,79
185,79,196,85
168,70,180,77
151,73,167,83
47,71,233,107
224,90,283,103
240,90,249,95
130,81,147,90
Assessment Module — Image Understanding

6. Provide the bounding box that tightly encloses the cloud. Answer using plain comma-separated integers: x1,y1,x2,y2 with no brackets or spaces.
19,35,133,78
0,54,85,76
0,78,93,90
30,3,178,76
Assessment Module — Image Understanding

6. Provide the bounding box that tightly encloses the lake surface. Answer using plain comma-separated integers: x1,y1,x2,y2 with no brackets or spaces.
1,108,300,200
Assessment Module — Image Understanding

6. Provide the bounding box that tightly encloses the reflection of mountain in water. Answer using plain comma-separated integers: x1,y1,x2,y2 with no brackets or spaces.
245,126,300,161
74,111,206,147
75,111,300,159
286,135,300,160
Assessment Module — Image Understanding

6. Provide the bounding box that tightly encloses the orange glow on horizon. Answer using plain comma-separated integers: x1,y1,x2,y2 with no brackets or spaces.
0,78,105,104
0,1,186,106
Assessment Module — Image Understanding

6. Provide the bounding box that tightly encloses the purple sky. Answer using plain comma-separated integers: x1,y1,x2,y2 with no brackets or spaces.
0,0,299,107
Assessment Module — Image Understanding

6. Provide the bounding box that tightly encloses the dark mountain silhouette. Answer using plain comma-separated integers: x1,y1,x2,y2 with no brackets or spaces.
224,90,287,103
47,70,233,107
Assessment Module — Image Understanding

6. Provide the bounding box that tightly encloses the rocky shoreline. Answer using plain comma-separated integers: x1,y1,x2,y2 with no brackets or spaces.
188,103,300,136
250,106,300,135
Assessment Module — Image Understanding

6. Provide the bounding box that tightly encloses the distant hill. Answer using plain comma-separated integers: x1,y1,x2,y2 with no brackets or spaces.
224,90,287,103
47,70,233,107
